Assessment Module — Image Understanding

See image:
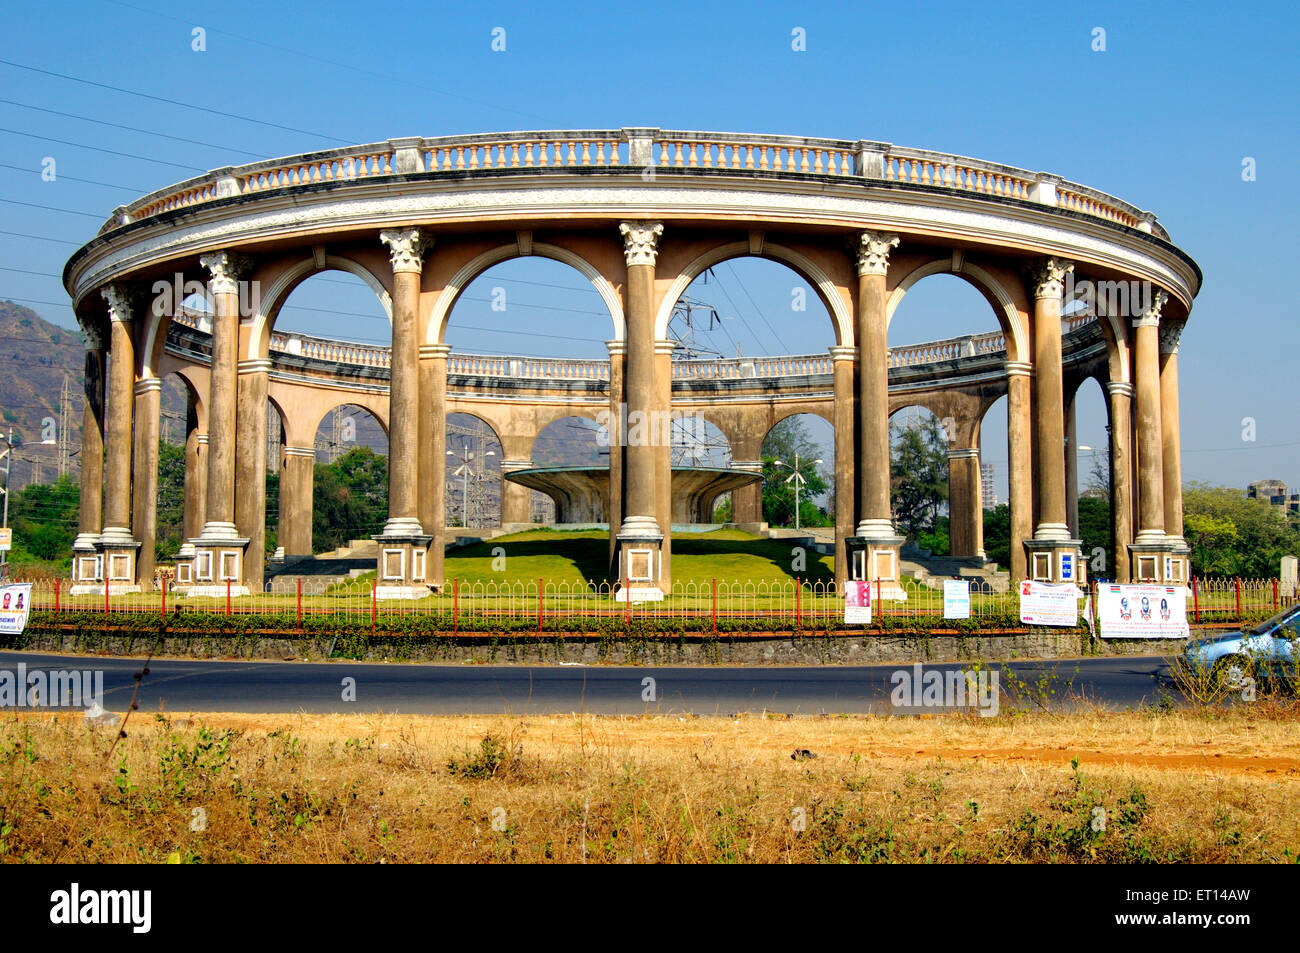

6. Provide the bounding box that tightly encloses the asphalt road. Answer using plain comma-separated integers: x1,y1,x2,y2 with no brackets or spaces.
0,651,1179,715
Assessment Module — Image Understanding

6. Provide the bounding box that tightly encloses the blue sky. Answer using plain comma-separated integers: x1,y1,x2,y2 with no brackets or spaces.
2,0,1296,500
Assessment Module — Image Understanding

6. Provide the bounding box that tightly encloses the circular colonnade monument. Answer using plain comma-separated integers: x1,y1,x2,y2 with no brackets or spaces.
61,128,1201,600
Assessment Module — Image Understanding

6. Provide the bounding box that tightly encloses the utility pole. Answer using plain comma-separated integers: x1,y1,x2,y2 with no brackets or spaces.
58,373,71,478
0,429,12,574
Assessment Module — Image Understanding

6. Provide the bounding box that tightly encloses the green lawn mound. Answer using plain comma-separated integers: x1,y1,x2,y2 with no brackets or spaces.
444,528,835,586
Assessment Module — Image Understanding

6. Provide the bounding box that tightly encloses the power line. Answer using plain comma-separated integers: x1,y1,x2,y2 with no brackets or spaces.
0,197,104,219
0,58,354,144
0,162,146,192
0,98,267,157
0,126,207,172
0,232,78,246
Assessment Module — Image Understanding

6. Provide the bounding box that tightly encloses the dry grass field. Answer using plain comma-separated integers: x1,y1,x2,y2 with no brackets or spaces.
2,706,1298,863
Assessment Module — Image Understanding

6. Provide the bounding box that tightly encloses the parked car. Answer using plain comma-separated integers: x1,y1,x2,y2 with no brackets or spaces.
1182,602,1300,688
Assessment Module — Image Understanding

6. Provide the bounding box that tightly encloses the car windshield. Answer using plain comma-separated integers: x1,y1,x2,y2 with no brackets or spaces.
1249,603,1300,636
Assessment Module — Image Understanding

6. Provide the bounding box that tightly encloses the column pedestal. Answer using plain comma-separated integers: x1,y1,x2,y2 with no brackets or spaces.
845,531,907,601
187,524,250,597
94,526,142,595
70,533,103,594
372,530,434,600
614,515,664,602
1024,538,1085,587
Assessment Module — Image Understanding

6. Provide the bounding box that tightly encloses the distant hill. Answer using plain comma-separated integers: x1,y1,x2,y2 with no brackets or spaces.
0,300,85,492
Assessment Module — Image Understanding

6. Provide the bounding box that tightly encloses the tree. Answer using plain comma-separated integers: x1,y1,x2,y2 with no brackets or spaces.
1182,483,1300,578
7,474,79,566
982,503,1010,568
312,447,388,553
759,417,830,527
155,440,186,560
890,415,949,540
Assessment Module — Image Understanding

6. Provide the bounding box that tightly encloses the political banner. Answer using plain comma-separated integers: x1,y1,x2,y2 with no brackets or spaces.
1018,580,1079,627
0,583,32,635
943,579,971,620
844,580,872,624
1098,584,1189,639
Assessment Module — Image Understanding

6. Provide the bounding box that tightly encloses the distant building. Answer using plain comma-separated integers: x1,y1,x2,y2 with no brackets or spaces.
981,463,998,510
1248,479,1288,507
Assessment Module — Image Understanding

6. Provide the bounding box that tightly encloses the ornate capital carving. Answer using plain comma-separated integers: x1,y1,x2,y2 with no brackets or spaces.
619,221,663,267
78,316,105,351
379,227,428,274
100,284,137,324
199,251,252,294
1159,318,1183,354
1131,289,1168,329
854,231,899,276
1026,257,1074,300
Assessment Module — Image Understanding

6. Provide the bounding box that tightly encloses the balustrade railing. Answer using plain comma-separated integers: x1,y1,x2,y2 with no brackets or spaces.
169,320,1100,380
109,130,1154,236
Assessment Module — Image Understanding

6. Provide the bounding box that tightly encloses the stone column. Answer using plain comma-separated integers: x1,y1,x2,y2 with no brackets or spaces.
606,339,625,578
131,376,161,591
373,228,432,597
1065,386,1080,539
654,338,675,589
1129,291,1175,582
193,251,251,594
830,345,857,588
278,446,315,556
614,221,665,600
96,285,142,592
176,396,202,566
71,325,105,591
1023,258,1083,585
235,357,270,591
1160,322,1189,582
1107,381,1134,583
947,446,985,560
847,231,904,595
1005,362,1033,581
417,341,449,586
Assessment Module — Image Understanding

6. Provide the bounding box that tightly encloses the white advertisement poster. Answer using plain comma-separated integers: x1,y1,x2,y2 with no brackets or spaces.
1098,584,1190,639
844,580,872,624
1018,580,1079,627
943,580,971,620
0,583,33,635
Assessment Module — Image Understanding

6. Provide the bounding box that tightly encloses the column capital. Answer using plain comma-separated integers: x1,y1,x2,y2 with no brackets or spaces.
101,284,138,324
1131,289,1168,329
78,316,105,351
1106,380,1135,398
133,376,162,396
828,345,858,362
653,339,677,356
947,447,981,460
195,433,209,446
379,227,428,274
853,230,899,276
619,221,664,267
1004,360,1033,378
1026,257,1074,300
282,445,316,458
1159,319,1183,354
419,343,452,360
199,250,252,294
605,339,626,357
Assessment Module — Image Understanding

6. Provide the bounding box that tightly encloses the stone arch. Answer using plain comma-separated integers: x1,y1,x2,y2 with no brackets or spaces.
309,401,390,458
429,243,625,345
249,256,392,361
653,243,854,347
885,258,1028,364
529,414,608,466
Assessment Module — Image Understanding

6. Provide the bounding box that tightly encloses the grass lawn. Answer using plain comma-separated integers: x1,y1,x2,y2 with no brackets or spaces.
444,528,835,585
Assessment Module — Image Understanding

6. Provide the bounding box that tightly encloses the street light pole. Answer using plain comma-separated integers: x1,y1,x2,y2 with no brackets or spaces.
772,451,823,531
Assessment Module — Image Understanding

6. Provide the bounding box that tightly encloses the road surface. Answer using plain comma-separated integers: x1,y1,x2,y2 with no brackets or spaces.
0,650,1179,715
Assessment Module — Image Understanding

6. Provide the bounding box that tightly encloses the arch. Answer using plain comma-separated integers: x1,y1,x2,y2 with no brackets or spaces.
248,255,392,361
310,401,390,458
530,414,608,466
430,243,624,345
653,242,854,347
886,258,1028,364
